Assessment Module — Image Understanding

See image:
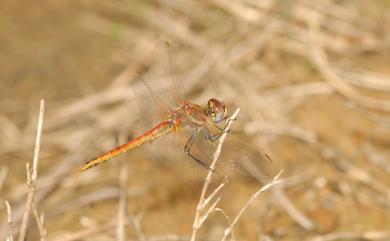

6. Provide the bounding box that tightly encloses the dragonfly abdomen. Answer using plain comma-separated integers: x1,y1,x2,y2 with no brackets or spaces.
79,120,174,171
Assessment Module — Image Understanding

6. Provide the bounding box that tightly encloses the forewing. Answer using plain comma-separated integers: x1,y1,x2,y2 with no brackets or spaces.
154,40,185,103
132,41,186,128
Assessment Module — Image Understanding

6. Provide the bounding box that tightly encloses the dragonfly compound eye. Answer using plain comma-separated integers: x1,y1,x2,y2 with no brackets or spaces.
207,98,226,123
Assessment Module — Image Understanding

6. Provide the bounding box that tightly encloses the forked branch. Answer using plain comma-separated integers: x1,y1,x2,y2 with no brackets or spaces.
190,108,240,241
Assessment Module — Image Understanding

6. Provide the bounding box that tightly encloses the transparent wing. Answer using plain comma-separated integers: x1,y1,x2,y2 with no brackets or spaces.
154,40,185,103
143,124,277,189
132,41,185,127
132,74,172,129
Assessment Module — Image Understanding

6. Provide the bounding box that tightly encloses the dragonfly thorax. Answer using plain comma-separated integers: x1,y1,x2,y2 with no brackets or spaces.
168,99,226,130
170,101,207,128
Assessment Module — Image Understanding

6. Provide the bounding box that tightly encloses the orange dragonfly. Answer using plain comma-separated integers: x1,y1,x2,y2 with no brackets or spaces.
79,42,273,183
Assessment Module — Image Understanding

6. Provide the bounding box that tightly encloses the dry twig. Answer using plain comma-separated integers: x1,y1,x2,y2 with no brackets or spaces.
4,200,13,241
51,220,116,241
32,205,46,241
221,171,283,241
18,99,45,241
306,230,390,241
190,108,240,241
117,163,128,241
0,166,8,193
128,212,146,241
307,11,390,112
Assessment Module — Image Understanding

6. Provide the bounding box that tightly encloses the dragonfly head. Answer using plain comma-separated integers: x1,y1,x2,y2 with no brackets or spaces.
206,98,227,123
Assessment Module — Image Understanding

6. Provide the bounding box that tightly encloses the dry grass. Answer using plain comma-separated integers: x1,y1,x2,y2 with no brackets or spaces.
1,0,390,240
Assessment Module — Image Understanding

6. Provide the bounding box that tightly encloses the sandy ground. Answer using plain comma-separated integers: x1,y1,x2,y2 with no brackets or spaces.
1,0,390,241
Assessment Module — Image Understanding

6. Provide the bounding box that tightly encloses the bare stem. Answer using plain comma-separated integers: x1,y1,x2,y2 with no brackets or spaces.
222,170,283,241
305,230,390,241
51,220,116,241
32,205,47,241
190,108,240,241
0,166,8,193
5,200,14,241
18,99,45,241
116,163,128,241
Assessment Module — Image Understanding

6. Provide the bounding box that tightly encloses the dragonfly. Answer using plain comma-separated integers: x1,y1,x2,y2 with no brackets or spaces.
79,42,273,183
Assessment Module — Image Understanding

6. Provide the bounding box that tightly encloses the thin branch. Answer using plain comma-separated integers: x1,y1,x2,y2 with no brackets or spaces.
198,197,221,227
305,230,390,241
0,148,84,238
202,181,225,208
128,213,146,241
51,220,116,241
241,153,315,230
18,99,45,241
32,205,46,241
147,234,189,241
52,186,144,216
117,163,128,241
190,108,240,241
272,187,315,230
307,13,390,112
5,200,13,241
0,166,8,193
221,171,283,241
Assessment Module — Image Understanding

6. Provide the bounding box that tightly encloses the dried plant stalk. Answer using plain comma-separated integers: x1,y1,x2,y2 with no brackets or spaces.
5,200,13,241
190,108,240,241
18,99,45,241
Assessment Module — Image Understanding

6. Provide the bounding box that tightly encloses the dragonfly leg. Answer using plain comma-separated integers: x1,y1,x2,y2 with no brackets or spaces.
206,115,237,142
223,115,237,122
184,130,215,172
212,115,237,131
203,127,224,142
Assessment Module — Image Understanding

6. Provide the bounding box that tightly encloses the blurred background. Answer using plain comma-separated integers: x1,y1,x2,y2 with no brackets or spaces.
1,0,390,240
